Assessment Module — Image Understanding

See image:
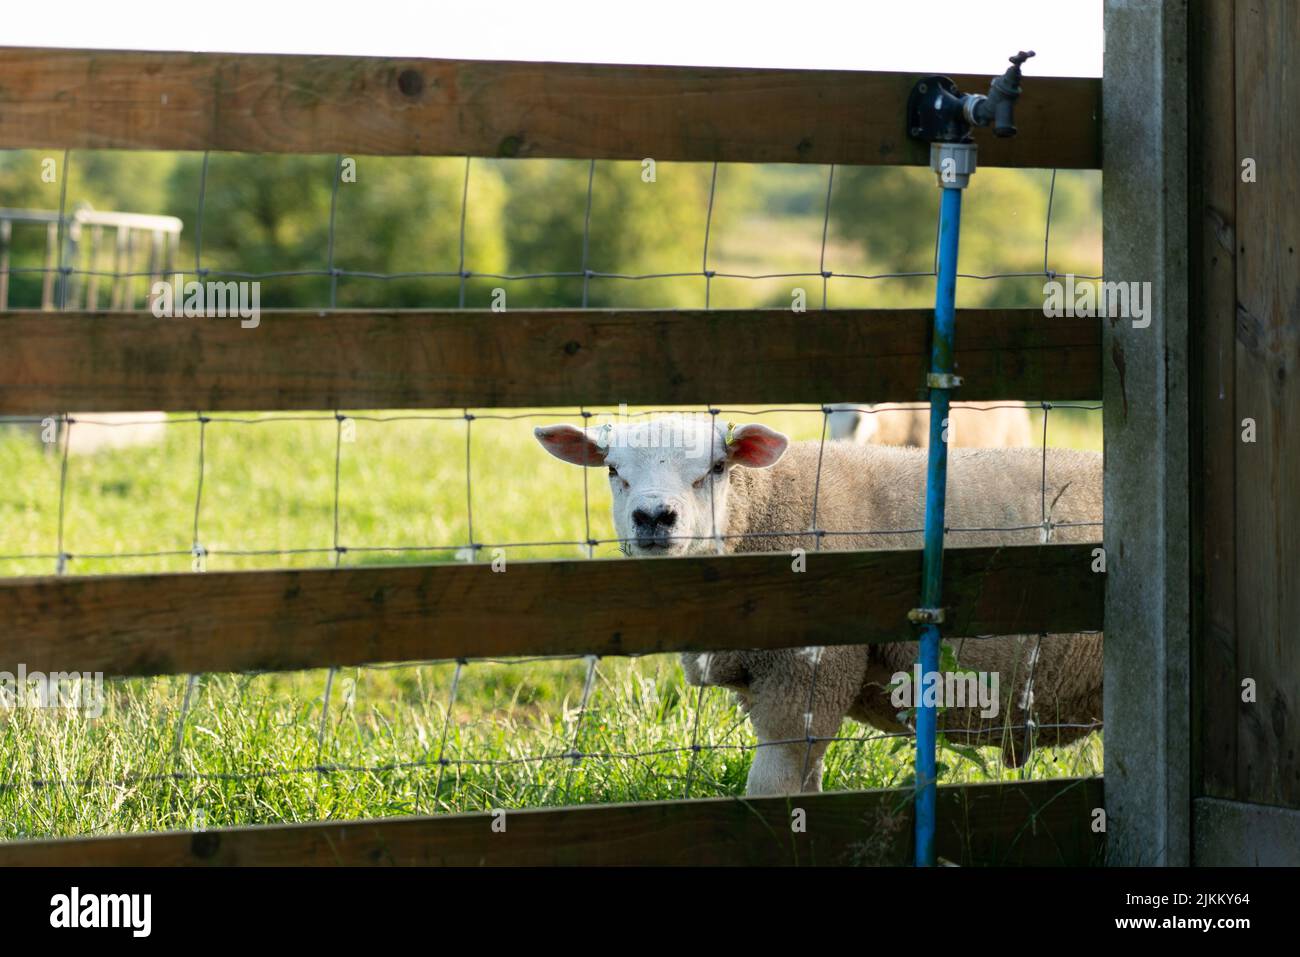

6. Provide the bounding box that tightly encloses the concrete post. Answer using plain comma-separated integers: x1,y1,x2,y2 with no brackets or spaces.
1101,0,1192,865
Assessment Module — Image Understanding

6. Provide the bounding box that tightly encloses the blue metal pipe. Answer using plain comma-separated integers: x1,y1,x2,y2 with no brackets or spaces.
915,182,964,867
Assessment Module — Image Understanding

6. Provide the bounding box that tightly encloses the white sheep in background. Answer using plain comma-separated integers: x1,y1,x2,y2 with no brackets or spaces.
535,415,1102,797
827,401,1035,448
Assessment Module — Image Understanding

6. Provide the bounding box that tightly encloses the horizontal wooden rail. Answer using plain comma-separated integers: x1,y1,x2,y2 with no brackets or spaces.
0,777,1104,866
1193,797,1300,866
0,48,1101,169
0,543,1102,679
0,309,1100,413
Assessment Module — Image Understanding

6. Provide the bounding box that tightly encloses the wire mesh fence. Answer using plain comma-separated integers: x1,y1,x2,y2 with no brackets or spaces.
0,145,1103,840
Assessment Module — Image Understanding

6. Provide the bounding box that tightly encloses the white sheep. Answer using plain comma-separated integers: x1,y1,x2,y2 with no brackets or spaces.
535,415,1102,796
827,401,1035,448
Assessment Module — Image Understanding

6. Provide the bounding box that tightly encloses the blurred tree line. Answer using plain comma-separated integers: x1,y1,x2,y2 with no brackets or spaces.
0,149,1099,311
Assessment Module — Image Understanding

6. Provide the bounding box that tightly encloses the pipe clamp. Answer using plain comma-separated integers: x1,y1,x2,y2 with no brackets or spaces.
908,607,947,625
926,372,963,390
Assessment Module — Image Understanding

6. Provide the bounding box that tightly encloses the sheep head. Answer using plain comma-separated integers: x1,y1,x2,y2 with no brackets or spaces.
534,415,788,556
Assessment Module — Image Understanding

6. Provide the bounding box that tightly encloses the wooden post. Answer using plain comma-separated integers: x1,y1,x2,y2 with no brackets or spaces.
109,225,128,311
85,224,103,310
40,220,56,310
0,219,11,311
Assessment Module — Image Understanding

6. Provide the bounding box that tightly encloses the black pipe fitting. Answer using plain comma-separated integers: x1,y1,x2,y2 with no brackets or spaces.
907,50,1036,144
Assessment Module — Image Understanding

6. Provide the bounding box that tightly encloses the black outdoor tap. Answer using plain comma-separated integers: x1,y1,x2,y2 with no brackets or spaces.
907,50,1036,144
969,50,1035,137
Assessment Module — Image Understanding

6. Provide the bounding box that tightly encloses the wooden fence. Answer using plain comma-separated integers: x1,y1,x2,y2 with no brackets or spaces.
0,47,1104,865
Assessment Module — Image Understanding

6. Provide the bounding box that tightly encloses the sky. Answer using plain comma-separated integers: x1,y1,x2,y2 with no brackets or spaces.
2,0,1103,76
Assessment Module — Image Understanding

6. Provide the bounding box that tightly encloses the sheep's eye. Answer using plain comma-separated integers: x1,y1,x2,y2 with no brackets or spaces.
607,465,618,478
694,460,727,488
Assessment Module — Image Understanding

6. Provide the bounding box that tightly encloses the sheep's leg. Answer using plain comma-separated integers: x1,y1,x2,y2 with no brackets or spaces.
742,647,864,797
746,734,827,796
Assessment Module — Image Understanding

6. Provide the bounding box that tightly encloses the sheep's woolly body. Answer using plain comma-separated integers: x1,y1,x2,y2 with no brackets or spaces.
828,402,1035,448
682,441,1103,793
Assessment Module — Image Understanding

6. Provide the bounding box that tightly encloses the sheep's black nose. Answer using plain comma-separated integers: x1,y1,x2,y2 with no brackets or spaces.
632,507,677,529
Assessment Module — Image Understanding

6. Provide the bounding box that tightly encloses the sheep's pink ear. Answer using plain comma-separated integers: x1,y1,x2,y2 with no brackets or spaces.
534,424,608,466
727,423,788,468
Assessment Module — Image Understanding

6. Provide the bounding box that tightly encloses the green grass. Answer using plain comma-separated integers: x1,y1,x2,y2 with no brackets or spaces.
0,404,1103,840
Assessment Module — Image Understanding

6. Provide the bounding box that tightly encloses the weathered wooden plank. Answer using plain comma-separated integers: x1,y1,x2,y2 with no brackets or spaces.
0,308,1101,413
1193,796,1300,866
1190,0,1238,801
0,544,1102,679
0,777,1104,866
1233,0,1300,808
0,48,1101,169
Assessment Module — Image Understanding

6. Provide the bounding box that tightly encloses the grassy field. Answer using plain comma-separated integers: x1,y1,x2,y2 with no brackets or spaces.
0,151,1106,840
0,403,1102,840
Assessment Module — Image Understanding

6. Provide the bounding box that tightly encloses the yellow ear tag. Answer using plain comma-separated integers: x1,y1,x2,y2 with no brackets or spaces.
724,422,737,445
